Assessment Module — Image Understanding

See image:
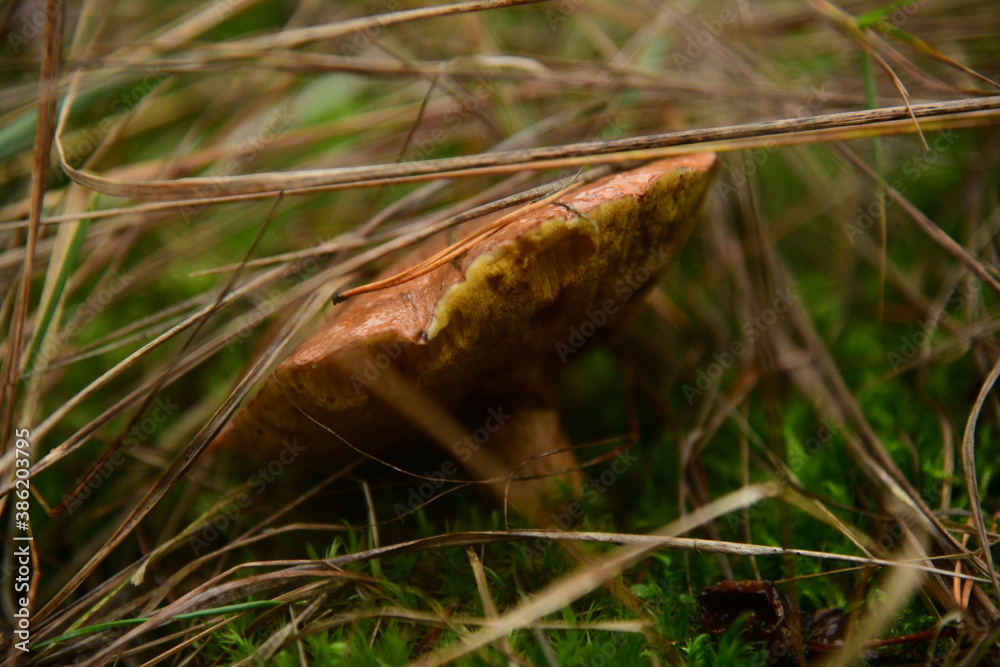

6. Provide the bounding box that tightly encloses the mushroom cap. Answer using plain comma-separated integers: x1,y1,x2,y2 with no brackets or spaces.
214,153,718,461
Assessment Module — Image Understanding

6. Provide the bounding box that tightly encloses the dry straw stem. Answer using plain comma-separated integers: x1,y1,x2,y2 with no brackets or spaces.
837,144,1000,296
49,194,281,518
48,486,993,664
827,536,929,667
961,356,1000,599
751,222,999,612
408,485,986,666
199,0,549,54
0,0,62,452
31,287,339,624
2,109,994,234
58,96,1000,200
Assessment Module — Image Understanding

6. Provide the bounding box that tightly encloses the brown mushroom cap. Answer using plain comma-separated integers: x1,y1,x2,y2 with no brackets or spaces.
214,153,718,468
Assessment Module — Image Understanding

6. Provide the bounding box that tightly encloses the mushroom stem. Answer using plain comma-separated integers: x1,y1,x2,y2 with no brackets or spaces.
463,370,583,527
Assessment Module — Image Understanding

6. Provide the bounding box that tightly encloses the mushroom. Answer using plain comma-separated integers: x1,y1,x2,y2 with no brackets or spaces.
214,153,718,523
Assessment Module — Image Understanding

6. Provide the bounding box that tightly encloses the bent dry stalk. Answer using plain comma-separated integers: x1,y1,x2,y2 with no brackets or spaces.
213,153,718,524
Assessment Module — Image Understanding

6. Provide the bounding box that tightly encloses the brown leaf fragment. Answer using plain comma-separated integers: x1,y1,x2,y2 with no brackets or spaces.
699,579,792,644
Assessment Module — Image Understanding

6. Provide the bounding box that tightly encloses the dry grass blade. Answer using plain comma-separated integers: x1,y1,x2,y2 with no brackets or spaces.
34,288,333,623
960,355,1000,598
805,0,927,147
84,570,357,666
58,97,1000,200
465,546,517,661
4,111,996,235
412,486,771,666
231,592,330,667
778,260,999,616
22,267,274,447
210,0,548,53
51,195,281,516
828,535,929,667
0,0,62,451
54,517,991,663
838,144,1000,296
